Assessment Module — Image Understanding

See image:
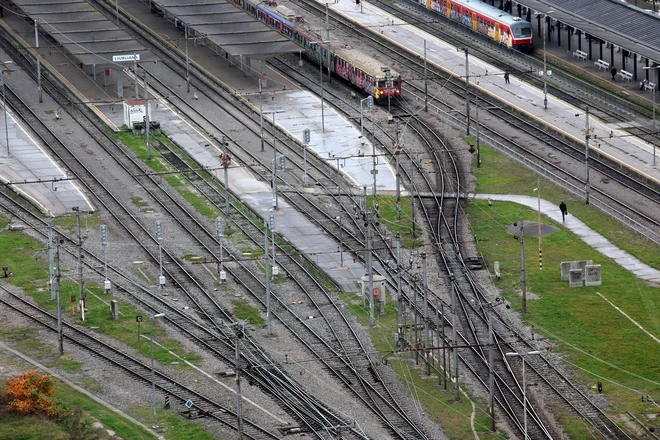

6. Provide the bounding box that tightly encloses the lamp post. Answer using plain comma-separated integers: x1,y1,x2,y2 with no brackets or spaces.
336,216,344,267
643,65,659,166
150,313,166,430
1,61,13,156
260,110,285,210
535,11,554,109
505,351,541,440
310,42,328,132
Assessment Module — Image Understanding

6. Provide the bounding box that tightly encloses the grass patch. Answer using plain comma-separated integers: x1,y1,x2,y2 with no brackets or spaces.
368,196,423,248
468,145,660,426
473,145,659,270
232,299,266,328
131,196,150,210
0,228,203,369
54,357,83,372
182,254,206,263
52,211,102,233
129,406,214,440
82,378,105,393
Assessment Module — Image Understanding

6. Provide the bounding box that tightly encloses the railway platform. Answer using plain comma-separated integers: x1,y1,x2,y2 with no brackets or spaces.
0,50,94,216
317,0,660,184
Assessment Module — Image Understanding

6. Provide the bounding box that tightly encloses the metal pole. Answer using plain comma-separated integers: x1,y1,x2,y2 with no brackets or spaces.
48,211,55,301
543,15,548,109
653,71,657,165
488,304,495,432
387,72,391,118
224,162,231,231
264,219,272,335
537,177,542,270
451,274,459,401
422,252,430,375
303,142,308,186
115,0,119,25
441,303,446,390
424,39,428,112
35,20,42,104
327,40,332,84
585,107,590,205
325,3,330,42
338,216,344,267
396,233,403,341
360,99,364,136
520,218,527,313
150,319,158,429
134,55,139,99
464,49,470,135
2,69,9,156
395,140,401,220
217,218,224,275
319,45,325,132
413,276,419,364
367,222,375,327
272,114,278,210
523,357,528,440
372,141,377,200
55,238,63,356
185,26,190,93
144,69,151,161
259,79,265,151
476,86,480,167
75,208,85,318
235,325,244,439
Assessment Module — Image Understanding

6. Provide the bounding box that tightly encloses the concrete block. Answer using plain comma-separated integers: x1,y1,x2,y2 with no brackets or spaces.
569,269,583,287
585,265,602,286
560,262,572,280
576,260,593,280
110,300,119,320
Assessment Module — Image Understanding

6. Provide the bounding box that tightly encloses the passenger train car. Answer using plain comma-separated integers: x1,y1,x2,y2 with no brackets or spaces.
425,0,533,51
235,0,403,103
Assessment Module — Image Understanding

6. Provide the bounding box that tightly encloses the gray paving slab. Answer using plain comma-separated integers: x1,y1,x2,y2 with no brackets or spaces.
0,101,94,216
473,194,660,284
318,0,660,183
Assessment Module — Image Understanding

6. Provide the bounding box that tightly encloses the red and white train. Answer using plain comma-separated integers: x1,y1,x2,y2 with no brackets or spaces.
235,0,403,103
425,0,534,51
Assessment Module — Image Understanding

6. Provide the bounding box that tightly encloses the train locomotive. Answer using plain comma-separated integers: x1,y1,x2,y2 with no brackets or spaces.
425,0,533,51
236,0,403,103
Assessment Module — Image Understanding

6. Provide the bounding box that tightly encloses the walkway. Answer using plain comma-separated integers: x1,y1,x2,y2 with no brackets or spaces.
473,194,660,284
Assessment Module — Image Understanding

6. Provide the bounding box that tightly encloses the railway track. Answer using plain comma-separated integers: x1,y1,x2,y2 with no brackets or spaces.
288,0,660,243
0,284,279,440
0,36,369,438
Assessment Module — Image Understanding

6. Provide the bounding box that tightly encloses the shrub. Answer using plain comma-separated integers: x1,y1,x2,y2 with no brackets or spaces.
5,370,58,416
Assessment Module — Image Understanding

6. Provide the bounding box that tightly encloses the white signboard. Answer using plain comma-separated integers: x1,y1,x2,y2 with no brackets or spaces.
123,100,151,128
113,54,140,62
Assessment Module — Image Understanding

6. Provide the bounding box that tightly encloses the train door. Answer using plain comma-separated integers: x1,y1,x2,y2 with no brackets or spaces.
471,11,477,30
446,0,451,18
494,22,501,42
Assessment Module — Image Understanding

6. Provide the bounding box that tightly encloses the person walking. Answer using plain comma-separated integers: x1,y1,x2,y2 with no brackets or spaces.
559,201,568,223
504,70,510,84
610,65,617,81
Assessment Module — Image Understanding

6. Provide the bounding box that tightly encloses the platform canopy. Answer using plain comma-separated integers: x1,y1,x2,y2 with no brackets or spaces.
154,0,300,58
12,0,158,67
523,0,660,64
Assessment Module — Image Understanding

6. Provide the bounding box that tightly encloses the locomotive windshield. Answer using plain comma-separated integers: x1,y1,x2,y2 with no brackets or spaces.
377,77,399,88
511,23,533,38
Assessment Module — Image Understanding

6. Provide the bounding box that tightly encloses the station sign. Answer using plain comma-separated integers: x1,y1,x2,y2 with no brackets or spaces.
112,54,140,62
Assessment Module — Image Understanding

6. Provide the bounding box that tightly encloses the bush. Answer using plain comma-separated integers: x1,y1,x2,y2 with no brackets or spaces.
4,370,58,416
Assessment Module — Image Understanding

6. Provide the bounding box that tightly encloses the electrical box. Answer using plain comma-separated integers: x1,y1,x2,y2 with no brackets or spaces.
159,275,166,287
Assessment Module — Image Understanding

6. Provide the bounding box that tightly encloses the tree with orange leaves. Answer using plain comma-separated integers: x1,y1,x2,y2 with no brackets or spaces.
4,370,58,416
